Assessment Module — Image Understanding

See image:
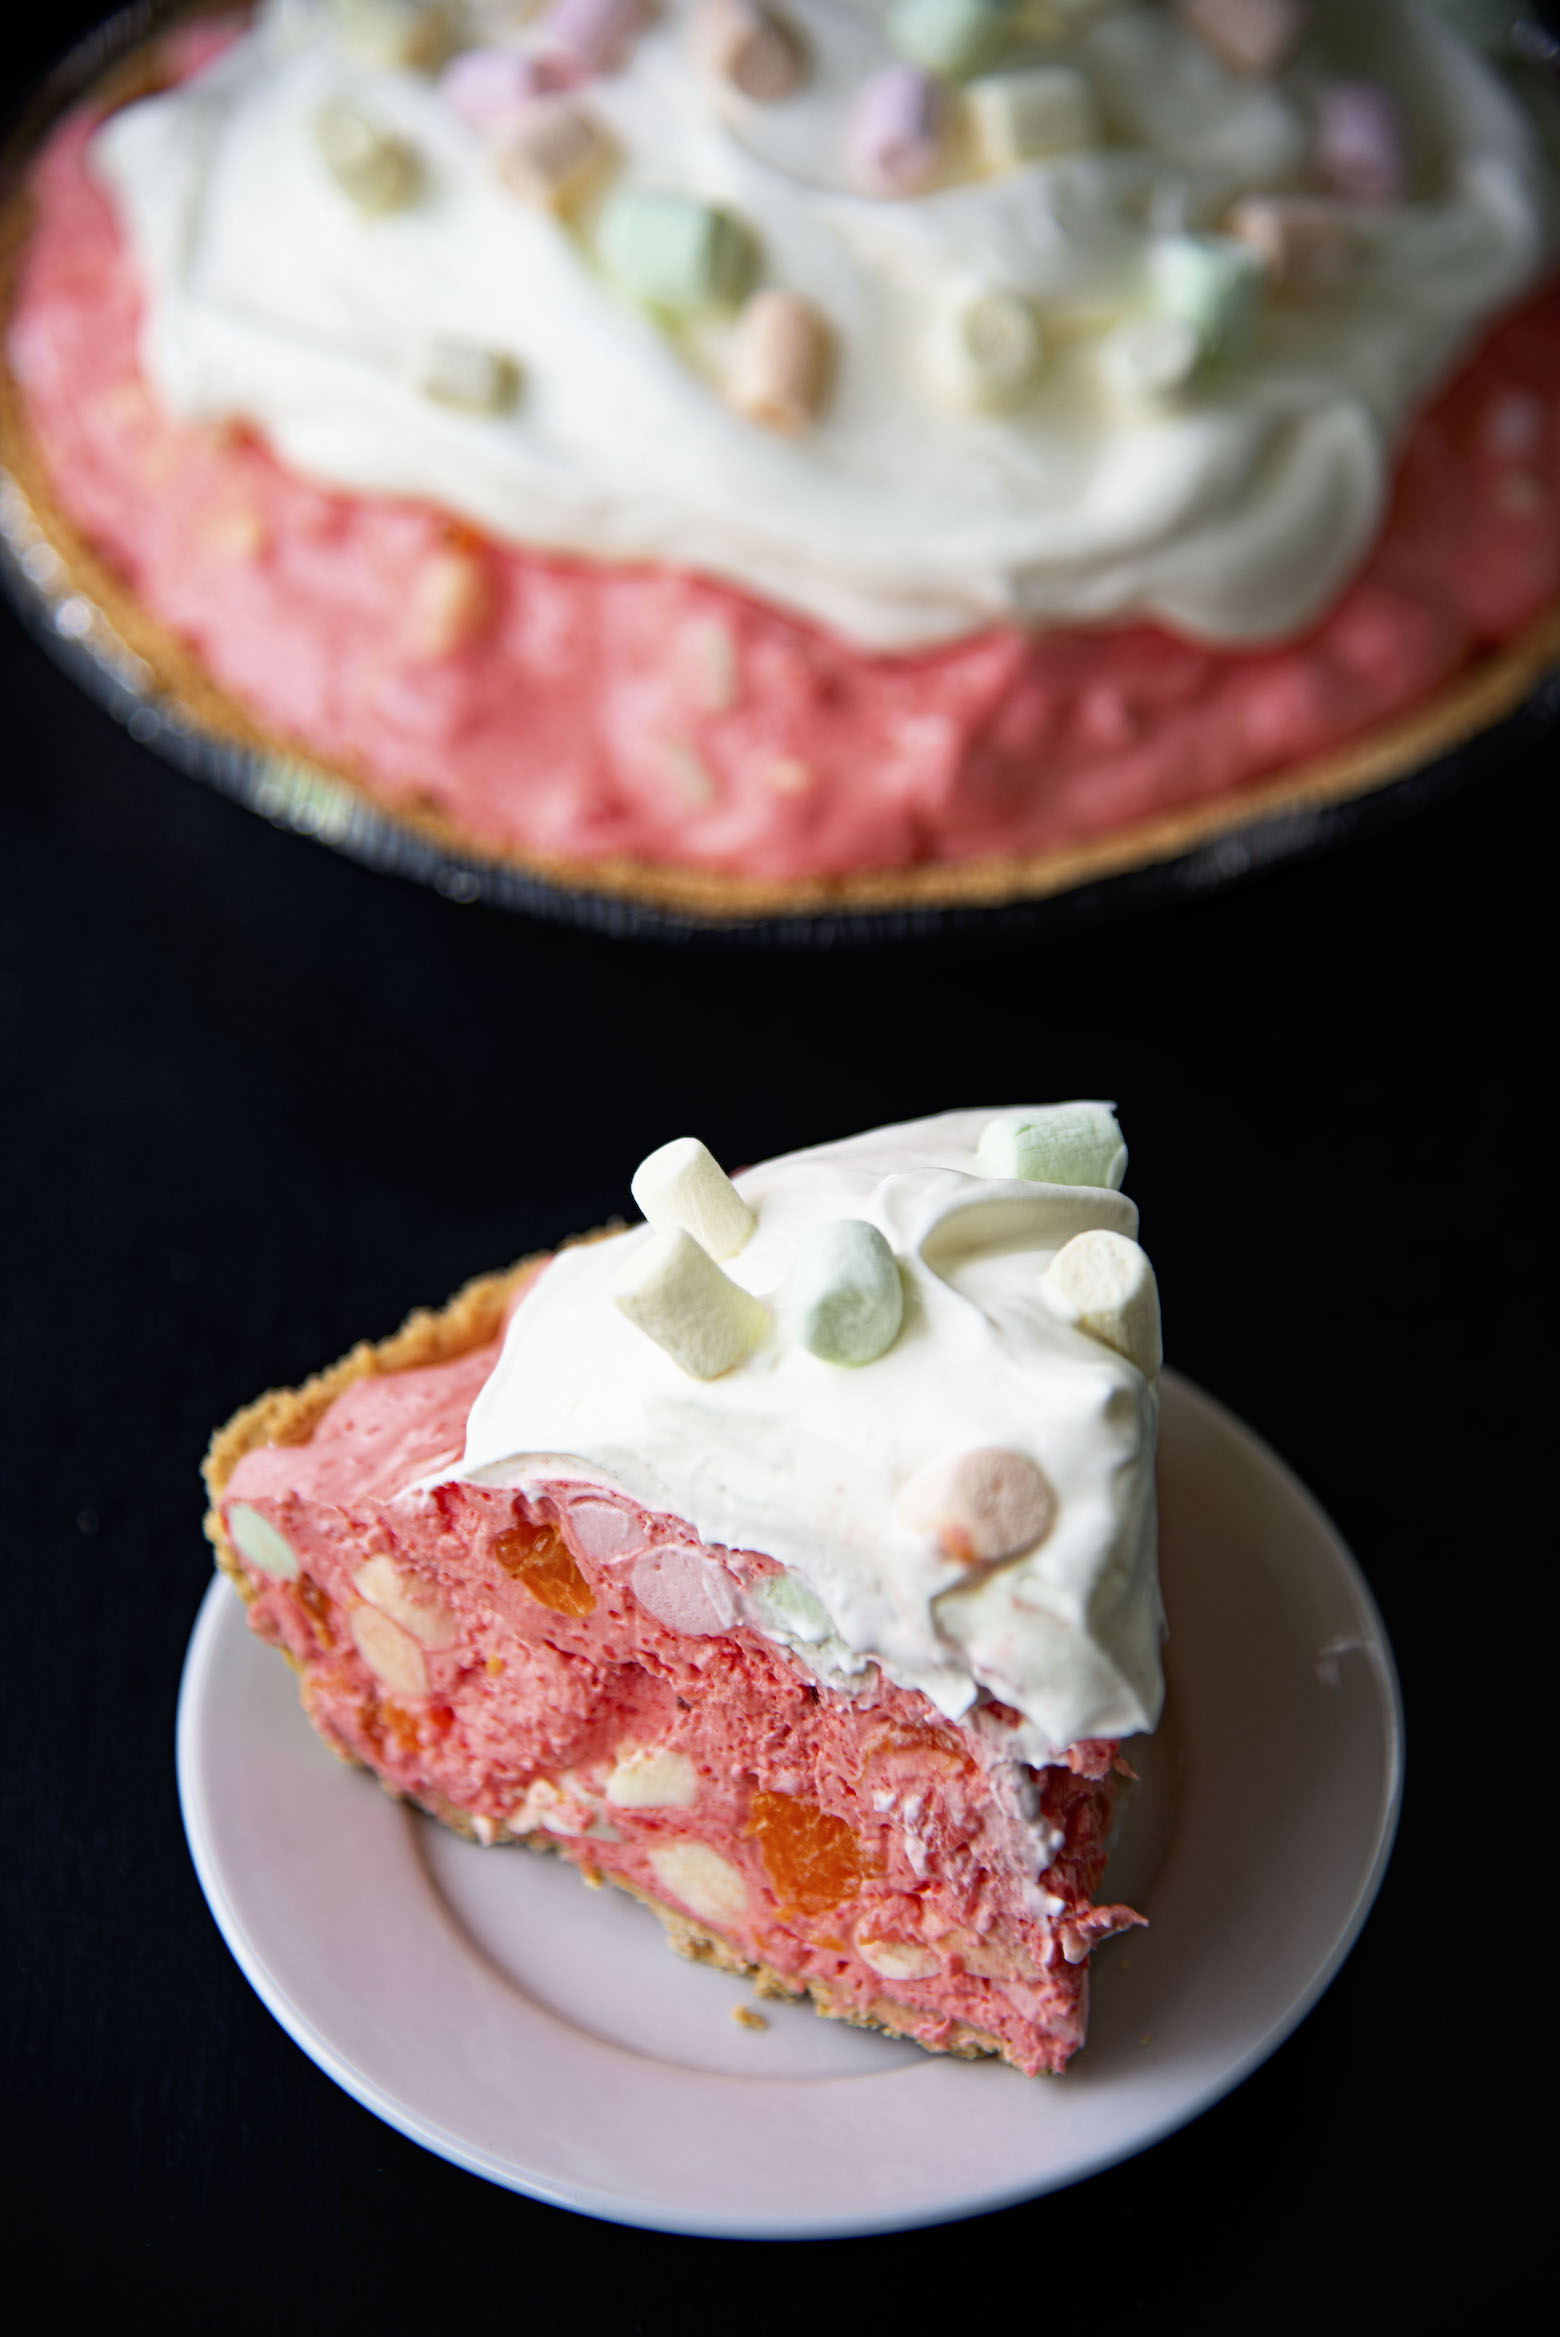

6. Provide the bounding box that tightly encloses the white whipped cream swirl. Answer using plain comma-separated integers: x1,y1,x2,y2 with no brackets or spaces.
90,0,1553,649
456,1107,1164,1760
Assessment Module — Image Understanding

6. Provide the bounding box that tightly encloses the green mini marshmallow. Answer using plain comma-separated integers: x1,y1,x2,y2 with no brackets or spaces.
598,187,758,313
227,1502,300,1581
1151,233,1266,368
888,0,1016,78
977,1104,1127,1188
749,1569,836,1645
791,1218,904,1366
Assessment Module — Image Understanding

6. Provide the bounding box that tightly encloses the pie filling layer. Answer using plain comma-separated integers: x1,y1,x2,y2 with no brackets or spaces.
220,1325,1142,2075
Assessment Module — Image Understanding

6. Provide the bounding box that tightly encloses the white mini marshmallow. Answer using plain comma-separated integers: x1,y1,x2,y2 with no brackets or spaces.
977,1103,1127,1188
313,101,422,216
402,547,493,661
966,65,1098,170
606,1745,701,1808
349,1604,429,1699
227,1502,299,1581
615,1228,767,1378
352,1554,459,1648
412,338,521,412
789,1217,904,1365
631,1135,756,1258
929,281,1045,411
1042,1229,1162,1375
648,1840,749,1927
856,1934,941,1981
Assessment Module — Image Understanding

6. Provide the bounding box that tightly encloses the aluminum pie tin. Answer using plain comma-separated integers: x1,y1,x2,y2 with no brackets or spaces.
4,1,1560,947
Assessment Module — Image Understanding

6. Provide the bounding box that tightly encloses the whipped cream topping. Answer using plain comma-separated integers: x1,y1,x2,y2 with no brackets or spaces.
87,0,1553,651
455,1107,1164,1759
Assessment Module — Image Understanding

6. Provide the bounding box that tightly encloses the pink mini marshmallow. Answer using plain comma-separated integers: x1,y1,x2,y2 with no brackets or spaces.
540,0,652,76
1314,78,1402,206
848,64,948,197
631,1546,741,1636
562,1497,648,1562
440,47,578,136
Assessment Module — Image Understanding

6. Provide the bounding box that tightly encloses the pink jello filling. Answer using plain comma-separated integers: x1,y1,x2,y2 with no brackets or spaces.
12,79,1560,880
222,1314,1141,2074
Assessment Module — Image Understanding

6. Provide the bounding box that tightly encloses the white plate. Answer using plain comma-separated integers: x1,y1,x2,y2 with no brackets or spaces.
176,1373,1402,2237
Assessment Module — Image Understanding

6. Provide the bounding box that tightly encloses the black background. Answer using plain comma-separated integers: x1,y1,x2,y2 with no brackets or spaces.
2,8,1551,2330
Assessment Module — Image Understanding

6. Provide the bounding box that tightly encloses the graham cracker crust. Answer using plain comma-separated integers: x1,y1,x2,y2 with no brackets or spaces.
201,1246,1012,2066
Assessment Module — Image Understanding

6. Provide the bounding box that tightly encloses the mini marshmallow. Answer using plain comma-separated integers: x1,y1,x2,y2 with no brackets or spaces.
598,187,758,310
1042,1229,1162,1376
1176,0,1307,80
440,47,562,136
1151,232,1265,366
630,1547,740,1635
789,1218,904,1366
606,1745,701,1808
631,1135,756,1258
313,101,423,215
615,1228,768,1378
728,289,833,432
496,99,615,209
403,547,493,660
930,281,1045,411
331,0,454,73
747,1568,836,1645
648,1839,749,1925
541,0,652,75
848,65,949,195
352,1554,459,1648
888,0,1016,80
965,64,1098,169
857,1934,942,1980
413,338,522,411
900,1446,1058,1565
977,1104,1127,1188
1313,79,1403,207
694,0,810,103
350,1604,429,1699
1099,312,1202,401
1226,194,1353,292
227,1502,299,1581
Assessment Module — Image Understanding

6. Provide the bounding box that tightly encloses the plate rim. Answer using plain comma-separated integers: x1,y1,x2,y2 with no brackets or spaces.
175,1371,1405,2237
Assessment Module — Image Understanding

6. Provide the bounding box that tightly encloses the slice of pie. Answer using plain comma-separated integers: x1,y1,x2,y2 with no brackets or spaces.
203,1106,1164,2074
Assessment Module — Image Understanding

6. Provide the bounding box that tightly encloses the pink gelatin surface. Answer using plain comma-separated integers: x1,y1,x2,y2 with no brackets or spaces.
221,1299,1142,2075
11,82,1560,881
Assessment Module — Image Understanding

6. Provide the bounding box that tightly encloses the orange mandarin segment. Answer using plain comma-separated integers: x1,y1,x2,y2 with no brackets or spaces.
295,1572,335,1646
493,1521,596,1617
746,1789,867,1917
